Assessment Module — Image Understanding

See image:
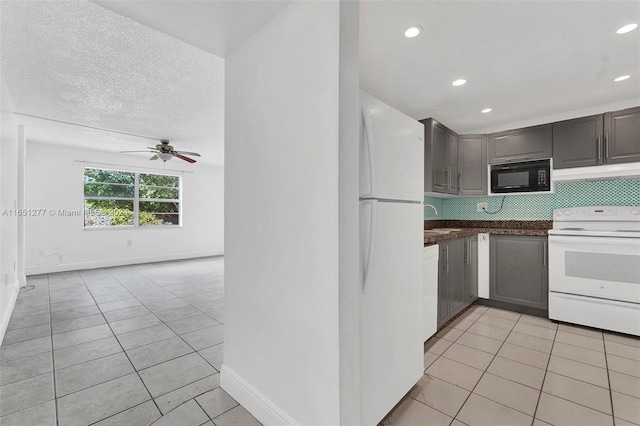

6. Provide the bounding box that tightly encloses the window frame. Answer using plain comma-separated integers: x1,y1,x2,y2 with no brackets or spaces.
83,167,182,229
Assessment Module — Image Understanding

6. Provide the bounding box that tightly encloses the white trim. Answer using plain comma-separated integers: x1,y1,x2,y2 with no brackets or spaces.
552,162,640,182
0,282,20,346
221,364,299,426
25,251,223,275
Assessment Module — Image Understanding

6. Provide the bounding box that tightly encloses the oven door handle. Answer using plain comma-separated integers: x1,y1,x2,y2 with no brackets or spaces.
549,235,640,247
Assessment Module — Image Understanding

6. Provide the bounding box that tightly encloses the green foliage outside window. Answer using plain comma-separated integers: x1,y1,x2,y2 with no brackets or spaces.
84,168,180,227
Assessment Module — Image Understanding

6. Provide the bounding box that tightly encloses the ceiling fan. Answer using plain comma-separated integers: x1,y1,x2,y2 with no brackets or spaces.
120,139,201,163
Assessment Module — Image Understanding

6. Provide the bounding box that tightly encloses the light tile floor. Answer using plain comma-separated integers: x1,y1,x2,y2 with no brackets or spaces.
383,305,640,426
3,258,640,426
0,257,262,426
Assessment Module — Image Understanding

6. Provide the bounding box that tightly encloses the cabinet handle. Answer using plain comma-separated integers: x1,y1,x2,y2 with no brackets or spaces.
457,173,461,191
446,246,449,273
447,167,452,189
464,242,468,264
443,169,448,188
605,132,609,159
506,156,531,163
597,134,602,161
543,241,547,266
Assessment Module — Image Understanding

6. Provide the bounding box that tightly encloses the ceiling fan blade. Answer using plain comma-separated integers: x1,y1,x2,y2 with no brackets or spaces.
149,155,159,161
120,150,157,153
174,150,201,157
146,147,159,150
172,153,197,163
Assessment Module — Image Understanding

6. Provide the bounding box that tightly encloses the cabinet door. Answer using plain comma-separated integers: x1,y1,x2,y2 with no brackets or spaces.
553,115,603,169
490,235,548,309
437,243,449,327
432,121,449,193
465,237,478,305
604,107,640,164
448,239,466,317
446,130,459,194
488,124,552,164
458,134,487,195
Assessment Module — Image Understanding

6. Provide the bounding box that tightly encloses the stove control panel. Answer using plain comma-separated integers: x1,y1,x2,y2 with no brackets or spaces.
554,206,640,222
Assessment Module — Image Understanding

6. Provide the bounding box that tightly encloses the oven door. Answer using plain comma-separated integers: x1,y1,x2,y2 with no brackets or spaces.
549,235,640,303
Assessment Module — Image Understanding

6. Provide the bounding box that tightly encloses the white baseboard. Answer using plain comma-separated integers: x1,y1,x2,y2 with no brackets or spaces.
25,251,224,275
0,282,20,346
221,365,298,426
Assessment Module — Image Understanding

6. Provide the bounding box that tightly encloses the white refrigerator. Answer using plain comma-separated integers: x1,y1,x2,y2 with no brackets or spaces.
359,90,424,425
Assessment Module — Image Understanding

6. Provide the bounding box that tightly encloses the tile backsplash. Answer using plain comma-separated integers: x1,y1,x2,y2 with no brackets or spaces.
424,178,640,221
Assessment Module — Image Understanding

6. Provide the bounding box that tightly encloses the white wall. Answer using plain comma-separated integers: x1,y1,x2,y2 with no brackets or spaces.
1,73,21,344
24,141,224,274
223,1,358,424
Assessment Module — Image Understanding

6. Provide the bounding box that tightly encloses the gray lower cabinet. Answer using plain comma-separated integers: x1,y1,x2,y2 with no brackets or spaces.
604,106,640,164
438,237,478,328
553,114,604,169
490,235,548,310
458,134,487,195
488,124,552,164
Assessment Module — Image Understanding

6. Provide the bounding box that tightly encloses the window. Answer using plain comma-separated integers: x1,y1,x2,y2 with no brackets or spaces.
84,168,180,228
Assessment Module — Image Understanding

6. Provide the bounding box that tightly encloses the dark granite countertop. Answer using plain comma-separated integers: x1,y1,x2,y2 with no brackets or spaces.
424,220,552,246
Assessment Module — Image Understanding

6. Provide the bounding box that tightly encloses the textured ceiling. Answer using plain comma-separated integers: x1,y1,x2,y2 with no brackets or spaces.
1,1,225,166
360,1,640,134
93,0,291,58
3,0,639,166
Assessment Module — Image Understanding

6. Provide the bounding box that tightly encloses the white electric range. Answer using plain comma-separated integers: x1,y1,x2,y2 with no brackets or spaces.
548,205,640,336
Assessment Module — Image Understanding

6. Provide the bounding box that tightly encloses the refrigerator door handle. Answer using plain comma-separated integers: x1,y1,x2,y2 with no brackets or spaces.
363,199,378,294
362,105,377,196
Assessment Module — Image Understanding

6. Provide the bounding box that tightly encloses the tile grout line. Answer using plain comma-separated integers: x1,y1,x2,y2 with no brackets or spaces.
46,273,60,426
603,333,617,425
450,309,536,422
422,307,536,422
76,268,164,420
106,266,224,374
531,320,559,423
102,267,224,406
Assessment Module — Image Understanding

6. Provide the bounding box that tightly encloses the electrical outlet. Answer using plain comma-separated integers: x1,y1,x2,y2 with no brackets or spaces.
477,202,488,212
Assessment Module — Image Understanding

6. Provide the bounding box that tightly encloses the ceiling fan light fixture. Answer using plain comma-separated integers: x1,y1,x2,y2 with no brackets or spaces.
158,153,173,162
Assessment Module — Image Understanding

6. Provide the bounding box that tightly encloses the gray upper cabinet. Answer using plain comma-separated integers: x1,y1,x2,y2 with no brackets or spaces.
422,118,459,194
488,124,552,164
553,115,604,169
458,134,487,195
604,106,640,164
490,235,548,310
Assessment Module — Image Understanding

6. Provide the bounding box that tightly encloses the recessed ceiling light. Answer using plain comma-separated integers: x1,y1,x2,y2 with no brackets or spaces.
617,23,638,34
452,79,466,86
481,108,492,113
614,75,630,82
404,26,422,38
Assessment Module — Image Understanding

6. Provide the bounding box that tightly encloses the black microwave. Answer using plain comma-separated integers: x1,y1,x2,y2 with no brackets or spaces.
489,159,552,195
